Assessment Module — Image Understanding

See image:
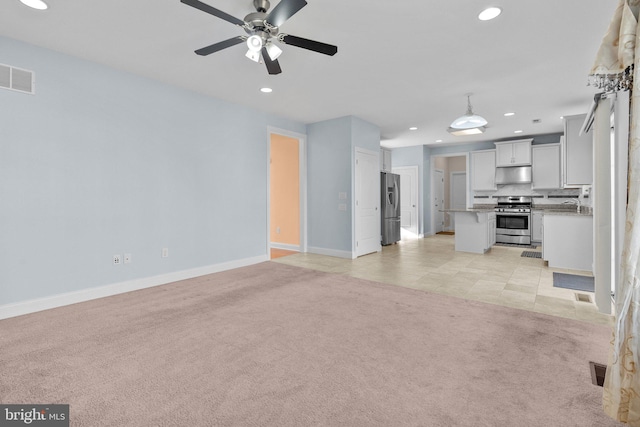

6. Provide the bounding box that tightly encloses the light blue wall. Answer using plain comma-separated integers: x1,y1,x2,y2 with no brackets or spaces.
307,116,380,254
0,37,305,305
307,117,353,252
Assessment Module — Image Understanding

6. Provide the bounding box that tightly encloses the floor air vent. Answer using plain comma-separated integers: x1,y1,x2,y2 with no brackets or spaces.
575,293,592,303
589,361,607,387
0,63,35,94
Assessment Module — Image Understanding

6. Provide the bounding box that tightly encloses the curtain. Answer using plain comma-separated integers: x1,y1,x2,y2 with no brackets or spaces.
590,1,640,425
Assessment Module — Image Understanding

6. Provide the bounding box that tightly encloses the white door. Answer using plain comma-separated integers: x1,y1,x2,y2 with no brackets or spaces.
450,172,466,231
393,166,419,236
434,169,445,233
355,148,380,257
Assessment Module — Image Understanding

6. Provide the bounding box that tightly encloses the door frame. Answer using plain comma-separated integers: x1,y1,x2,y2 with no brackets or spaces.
430,152,470,236
449,171,467,231
393,166,420,236
433,169,445,233
353,146,381,257
266,126,308,259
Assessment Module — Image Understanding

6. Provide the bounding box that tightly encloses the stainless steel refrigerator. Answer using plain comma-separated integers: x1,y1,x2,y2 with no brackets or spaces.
381,172,401,245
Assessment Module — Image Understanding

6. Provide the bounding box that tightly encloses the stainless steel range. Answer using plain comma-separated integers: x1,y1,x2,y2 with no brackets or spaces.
494,196,532,245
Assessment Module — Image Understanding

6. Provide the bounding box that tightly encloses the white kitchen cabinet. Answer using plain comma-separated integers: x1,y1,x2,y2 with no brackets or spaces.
487,215,497,247
380,148,392,172
532,143,561,189
495,139,532,166
454,211,495,254
531,210,543,242
471,149,496,191
563,114,592,187
543,214,593,272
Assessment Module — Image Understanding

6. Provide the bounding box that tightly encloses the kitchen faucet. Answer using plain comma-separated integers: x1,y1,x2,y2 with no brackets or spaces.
563,198,581,213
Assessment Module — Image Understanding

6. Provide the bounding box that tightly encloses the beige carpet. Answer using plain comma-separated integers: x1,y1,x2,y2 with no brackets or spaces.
0,262,621,426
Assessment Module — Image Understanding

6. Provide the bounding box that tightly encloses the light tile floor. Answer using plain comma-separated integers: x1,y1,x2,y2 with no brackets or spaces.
272,234,614,327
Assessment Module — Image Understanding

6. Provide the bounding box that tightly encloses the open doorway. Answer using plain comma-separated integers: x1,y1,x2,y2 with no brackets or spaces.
431,154,468,235
268,128,307,259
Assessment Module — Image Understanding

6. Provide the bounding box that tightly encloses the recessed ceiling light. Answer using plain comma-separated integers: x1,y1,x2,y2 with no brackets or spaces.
260,87,273,93
514,130,523,134
435,139,444,143
409,127,418,131
504,112,515,117
19,0,48,10
478,7,501,21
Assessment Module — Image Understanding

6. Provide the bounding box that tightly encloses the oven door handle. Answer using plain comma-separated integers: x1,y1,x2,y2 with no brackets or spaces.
495,212,531,216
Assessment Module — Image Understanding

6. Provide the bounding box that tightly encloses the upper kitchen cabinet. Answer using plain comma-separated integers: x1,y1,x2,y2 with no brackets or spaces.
532,143,561,189
380,148,392,172
563,114,592,187
495,139,532,167
471,149,497,191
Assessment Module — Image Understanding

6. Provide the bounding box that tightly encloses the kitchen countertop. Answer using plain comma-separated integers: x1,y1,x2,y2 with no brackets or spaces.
540,209,593,217
440,208,495,213
441,205,592,216
532,204,593,216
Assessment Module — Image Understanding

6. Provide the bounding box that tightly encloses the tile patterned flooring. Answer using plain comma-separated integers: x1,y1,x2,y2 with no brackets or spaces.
272,234,613,327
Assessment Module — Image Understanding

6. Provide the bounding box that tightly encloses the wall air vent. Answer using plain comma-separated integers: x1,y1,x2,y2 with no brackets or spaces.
0,63,35,94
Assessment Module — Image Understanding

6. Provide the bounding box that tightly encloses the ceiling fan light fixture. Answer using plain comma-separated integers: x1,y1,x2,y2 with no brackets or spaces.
245,49,261,62
246,35,263,52
266,43,282,61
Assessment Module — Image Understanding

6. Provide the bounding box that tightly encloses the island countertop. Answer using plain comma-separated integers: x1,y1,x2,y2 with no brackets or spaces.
440,208,495,213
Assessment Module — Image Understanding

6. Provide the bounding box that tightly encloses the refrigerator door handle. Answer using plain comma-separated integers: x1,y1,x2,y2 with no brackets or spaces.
394,181,399,212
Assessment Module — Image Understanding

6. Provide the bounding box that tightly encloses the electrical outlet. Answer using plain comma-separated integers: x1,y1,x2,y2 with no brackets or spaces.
276,226,281,234
338,203,347,211
124,253,132,264
162,248,169,258
113,254,121,265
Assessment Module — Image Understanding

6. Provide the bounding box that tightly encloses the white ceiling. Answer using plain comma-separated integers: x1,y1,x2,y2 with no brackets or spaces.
1,0,615,148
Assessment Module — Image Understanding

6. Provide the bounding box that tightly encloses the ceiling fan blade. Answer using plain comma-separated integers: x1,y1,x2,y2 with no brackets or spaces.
280,34,337,56
261,47,282,75
195,36,245,56
265,0,307,28
180,0,245,27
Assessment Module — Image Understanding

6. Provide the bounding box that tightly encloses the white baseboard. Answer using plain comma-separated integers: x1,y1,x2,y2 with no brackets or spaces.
307,246,354,259
270,242,300,252
0,255,268,320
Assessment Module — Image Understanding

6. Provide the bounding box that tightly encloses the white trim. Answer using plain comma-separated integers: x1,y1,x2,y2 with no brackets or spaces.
449,170,467,231
354,146,382,257
392,165,420,236
307,246,355,259
430,152,471,236
432,168,445,233
0,255,267,320
269,242,300,252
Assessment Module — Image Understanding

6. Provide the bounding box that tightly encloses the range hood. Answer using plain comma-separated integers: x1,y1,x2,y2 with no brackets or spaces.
495,166,532,185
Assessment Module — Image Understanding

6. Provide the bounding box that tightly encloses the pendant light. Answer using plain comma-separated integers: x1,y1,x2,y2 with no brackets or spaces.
448,94,488,136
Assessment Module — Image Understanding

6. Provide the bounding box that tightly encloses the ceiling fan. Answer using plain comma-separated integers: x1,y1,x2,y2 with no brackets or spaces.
180,0,338,75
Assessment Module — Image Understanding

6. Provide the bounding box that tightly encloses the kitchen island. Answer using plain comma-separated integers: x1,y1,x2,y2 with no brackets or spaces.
441,208,496,254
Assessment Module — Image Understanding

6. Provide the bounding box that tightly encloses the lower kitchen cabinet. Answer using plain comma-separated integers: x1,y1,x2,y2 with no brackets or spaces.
543,214,593,272
531,210,543,243
453,211,495,254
